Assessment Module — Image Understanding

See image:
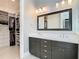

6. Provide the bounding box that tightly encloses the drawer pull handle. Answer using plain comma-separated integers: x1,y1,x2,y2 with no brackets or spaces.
44,50,47,52
44,41,47,43
44,56,47,58
44,45,47,47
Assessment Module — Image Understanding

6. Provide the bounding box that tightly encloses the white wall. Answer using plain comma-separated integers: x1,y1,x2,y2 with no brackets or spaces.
20,0,24,58
76,0,79,35
20,0,79,58
20,0,36,58
0,24,9,47
72,0,79,34
0,0,19,14
34,0,79,31
33,0,79,34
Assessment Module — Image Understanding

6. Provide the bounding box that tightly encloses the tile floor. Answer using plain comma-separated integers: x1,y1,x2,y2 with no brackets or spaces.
23,53,40,59
0,46,20,59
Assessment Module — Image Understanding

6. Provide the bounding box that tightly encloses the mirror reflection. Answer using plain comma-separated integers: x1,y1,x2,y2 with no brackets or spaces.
37,9,72,30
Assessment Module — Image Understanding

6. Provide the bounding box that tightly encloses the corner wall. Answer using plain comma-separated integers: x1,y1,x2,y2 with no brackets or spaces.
20,0,36,58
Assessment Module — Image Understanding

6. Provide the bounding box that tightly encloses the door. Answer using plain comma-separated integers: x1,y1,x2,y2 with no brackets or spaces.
64,44,78,59
9,17,15,46
10,31,15,46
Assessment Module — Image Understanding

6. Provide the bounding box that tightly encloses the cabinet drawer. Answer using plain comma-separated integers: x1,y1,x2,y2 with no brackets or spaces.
41,39,51,59
52,40,77,48
41,44,51,49
41,51,51,59
41,40,51,45
41,49,51,54
41,41,51,52
41,40,48,43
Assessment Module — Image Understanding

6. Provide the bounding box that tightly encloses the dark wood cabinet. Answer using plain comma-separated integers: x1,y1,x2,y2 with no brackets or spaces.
51,47,64,59
29,37,78,59
51,41,78,59
29,37,41,58
10,31,15,46
64,46,78,59
41,40,51,59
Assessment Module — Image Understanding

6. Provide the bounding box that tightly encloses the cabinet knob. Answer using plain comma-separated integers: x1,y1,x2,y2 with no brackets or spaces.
44,56,47,58
44,41,47,43
44,45,47,47
44,50,47,52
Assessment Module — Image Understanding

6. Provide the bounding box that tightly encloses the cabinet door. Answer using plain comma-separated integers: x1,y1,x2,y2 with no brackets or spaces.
52,47,64,59
52,41,64,59
10,31,15,46
52,41,78,59
64,44,78,59
29,37,41,58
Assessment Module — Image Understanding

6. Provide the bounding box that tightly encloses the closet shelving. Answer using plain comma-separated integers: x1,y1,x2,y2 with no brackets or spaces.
15,17,20,46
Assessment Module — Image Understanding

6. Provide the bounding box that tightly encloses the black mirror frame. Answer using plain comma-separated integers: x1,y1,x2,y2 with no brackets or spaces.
37,8,72,31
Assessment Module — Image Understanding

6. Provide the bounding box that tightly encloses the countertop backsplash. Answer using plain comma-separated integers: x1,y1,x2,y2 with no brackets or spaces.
29,32,79,44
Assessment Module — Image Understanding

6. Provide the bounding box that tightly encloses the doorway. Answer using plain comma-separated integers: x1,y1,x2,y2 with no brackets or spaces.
0,0,20,59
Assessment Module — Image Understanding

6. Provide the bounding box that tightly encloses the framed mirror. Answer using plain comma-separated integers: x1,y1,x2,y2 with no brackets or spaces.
37,9,72,31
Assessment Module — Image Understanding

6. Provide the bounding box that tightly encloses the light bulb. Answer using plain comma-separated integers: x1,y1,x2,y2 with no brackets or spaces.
42,7,46,11
35,10,38,13
56,3,59,8
39,8,42,12
12,0,15,2
61,0,65,5
68,0,72,5
42,7,48,12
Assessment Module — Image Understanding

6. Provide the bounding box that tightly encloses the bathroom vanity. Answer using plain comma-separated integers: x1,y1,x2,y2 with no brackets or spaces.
29,8,79,59
29,36,78,59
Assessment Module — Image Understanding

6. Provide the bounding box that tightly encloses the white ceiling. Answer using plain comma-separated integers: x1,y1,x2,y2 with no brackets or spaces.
34,0,63,8
0,0,19,14
35,0,62,3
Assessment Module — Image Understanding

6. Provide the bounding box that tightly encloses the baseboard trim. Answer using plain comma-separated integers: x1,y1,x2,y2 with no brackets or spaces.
23,51,30,59
23,52,40,59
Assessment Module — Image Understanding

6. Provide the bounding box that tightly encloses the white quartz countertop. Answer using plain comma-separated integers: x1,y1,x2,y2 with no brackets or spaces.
29,33,79,44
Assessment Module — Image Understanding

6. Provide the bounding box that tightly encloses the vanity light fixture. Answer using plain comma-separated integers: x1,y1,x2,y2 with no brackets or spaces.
35,8,42,14
56,3,59,8
39,8,42,12
55,0,72,8
42,7,48,12
11,0,15,2
36,10,39,13
68,0,72,5
61,0,65,5
35,7,48,14
42,7,46,11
